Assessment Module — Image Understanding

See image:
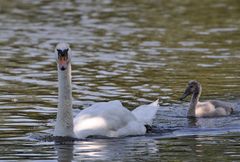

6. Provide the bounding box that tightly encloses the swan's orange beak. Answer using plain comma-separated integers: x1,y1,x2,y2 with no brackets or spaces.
58,56,68,71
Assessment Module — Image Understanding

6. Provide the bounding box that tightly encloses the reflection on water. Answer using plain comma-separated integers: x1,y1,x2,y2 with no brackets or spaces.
52,133,240,161
0,0,240,161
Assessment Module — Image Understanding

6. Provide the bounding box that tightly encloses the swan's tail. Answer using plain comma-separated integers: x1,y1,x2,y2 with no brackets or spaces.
132,99,160,126
149,98,160,107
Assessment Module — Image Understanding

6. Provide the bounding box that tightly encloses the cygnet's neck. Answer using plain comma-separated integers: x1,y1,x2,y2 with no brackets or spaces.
54,63,75,137
188,85,202,117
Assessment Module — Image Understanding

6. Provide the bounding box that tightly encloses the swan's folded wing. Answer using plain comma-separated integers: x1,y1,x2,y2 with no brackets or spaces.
73,100,144,138
132,99,159,125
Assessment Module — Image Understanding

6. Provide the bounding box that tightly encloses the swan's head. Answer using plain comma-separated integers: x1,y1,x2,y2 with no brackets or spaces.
180,80,201,100
55,42,71,71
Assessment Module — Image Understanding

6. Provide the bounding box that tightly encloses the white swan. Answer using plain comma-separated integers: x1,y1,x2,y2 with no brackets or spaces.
53,42,159,138
180,80,234,118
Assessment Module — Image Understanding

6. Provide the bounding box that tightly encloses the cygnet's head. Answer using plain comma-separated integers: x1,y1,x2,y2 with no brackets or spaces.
55,42,71,71
180,80,202,100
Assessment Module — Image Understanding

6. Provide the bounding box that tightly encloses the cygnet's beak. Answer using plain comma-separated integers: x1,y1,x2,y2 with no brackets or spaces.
179,87,191,101
180,93,188,101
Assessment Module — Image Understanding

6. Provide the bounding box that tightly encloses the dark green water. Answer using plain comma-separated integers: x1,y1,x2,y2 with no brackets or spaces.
0,0,239,161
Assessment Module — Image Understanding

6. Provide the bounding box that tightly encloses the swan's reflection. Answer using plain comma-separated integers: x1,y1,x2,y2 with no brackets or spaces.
55,136,159,161
55,141,74,162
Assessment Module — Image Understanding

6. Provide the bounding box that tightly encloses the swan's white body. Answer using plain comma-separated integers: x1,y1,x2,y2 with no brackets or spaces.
73,100,159,138
53,43,159,138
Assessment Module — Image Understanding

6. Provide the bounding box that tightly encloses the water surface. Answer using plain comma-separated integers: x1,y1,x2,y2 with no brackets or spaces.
0,0,240,161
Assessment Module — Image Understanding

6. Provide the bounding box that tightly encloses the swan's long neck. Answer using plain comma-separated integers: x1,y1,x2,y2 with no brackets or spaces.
188,86,201,117
54,63,75,137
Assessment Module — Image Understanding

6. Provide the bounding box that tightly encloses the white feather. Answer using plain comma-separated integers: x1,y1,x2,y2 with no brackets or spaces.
132,99,159,125
73,100,159,138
